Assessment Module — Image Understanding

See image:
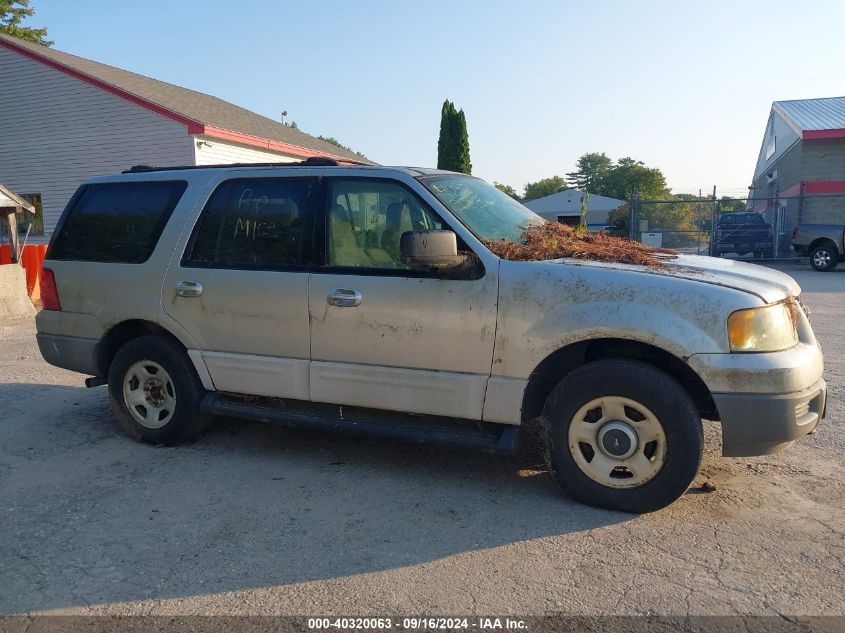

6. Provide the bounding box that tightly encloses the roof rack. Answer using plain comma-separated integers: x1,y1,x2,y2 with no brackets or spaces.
122,156,367,174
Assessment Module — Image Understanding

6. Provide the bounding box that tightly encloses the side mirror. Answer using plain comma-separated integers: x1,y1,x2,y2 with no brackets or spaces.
400,230,466,270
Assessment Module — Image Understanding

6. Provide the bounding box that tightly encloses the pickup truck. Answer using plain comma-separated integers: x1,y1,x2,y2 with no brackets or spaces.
792,224,844,271
714,213,774,258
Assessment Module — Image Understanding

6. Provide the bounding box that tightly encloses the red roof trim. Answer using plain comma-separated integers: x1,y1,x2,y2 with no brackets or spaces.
201,126,358,163
0,36,354,162
804,180,845,194
802,129,845,140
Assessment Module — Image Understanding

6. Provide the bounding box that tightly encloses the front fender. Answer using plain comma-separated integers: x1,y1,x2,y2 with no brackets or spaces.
493,260,758,379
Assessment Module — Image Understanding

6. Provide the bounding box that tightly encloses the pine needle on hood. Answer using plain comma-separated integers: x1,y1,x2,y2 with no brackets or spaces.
483,223,676,268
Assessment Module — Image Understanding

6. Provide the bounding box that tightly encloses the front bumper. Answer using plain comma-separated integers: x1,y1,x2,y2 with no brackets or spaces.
717,241,773,252
712,378,826,456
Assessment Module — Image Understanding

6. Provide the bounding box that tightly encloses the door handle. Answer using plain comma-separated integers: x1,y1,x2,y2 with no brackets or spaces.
327,288,362,307
175,280,203,298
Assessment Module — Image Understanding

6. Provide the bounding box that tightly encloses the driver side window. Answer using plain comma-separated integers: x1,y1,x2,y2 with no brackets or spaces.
327,179,444,269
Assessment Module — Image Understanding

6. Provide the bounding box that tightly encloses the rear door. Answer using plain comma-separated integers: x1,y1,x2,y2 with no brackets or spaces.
307,176,498,420
162,174,318,399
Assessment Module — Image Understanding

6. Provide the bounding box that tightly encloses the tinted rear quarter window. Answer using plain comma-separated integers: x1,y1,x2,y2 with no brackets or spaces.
49,181,187,263
184,177,315,268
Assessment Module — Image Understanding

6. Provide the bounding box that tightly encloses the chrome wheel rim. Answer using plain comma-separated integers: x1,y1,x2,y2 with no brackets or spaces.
568,396,667,488
813,250,831,268
123,360,176,429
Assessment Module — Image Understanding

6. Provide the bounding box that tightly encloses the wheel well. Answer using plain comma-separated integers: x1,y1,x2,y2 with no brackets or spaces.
96,320,185,376
520,338,717,423
808,238,839,256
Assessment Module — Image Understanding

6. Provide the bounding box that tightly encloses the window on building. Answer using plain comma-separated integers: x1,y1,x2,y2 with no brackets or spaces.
49,181,187,263
186,178,315,268
18,194,44,236
0,193,44,239
765,116,776,161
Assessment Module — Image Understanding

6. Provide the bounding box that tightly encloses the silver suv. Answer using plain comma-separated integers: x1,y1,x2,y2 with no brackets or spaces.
36,160,826,513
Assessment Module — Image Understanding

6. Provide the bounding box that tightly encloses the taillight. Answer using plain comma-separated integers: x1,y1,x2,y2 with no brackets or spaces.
791,226,798,239
768,226,773,239
40,267,62,311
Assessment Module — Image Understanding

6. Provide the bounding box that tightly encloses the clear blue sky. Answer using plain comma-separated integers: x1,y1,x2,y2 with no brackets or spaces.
28,0,845,196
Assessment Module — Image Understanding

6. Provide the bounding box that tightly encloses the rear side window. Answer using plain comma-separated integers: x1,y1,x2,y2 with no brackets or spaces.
184,177,315,268
49,181,187,263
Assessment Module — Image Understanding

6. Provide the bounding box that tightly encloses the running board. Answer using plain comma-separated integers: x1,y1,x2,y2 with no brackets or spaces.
200,393,520,455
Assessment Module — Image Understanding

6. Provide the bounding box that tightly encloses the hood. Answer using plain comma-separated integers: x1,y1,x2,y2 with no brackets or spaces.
545,254,800,303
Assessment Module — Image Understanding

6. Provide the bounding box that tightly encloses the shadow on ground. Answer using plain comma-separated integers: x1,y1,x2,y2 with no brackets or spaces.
0,383,630,613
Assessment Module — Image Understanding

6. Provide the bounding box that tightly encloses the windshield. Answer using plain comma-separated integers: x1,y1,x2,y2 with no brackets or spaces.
421,174,544,242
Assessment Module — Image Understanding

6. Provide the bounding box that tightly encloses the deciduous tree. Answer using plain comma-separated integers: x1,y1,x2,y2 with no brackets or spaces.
523,176,568,201
0,0,50,45
494,182,520,199
600,157,670,201
566,152,612,192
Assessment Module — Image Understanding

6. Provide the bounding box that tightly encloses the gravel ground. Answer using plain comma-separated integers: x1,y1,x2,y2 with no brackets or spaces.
0,263,842,617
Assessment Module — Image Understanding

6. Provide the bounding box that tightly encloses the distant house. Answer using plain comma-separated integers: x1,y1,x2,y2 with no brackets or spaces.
523,189,625,230
0,33,372,242
749,96,845,255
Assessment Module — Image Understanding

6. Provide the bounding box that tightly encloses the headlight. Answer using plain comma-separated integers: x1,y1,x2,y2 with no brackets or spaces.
727,301,798,352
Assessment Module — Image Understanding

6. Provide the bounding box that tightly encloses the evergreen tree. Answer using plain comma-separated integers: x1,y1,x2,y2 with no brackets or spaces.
0,1,51,46
455,108,472,174
437,100,471,174
437,100,457,170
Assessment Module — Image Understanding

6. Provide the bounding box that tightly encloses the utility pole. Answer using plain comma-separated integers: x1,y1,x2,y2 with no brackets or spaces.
709,185,717,256
698,189,703,254
629,186,638,240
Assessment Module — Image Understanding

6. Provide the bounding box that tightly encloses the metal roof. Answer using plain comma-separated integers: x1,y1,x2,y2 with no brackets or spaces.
0,33,373,164
523,189,626,214
773,96,845,132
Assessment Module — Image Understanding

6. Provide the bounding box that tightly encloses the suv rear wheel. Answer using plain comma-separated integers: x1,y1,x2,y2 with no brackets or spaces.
810,243,839,272
108,335,211,445
543,359,703,513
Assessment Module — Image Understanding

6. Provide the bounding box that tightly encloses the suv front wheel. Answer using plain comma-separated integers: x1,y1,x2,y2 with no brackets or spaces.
543,359,703,513
108,335,211,445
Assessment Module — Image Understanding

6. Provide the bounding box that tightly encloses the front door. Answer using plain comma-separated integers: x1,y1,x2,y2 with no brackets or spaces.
308,177,498,420
163,175,317,400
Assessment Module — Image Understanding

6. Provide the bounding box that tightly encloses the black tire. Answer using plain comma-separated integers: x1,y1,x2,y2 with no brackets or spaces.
108,335,211,445
543,359,703,513
810,244,839,272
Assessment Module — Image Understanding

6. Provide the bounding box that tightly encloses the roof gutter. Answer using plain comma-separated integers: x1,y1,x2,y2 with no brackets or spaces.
199,126,364,164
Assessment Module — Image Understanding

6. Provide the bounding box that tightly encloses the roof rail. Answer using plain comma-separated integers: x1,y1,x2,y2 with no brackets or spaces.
121,156,368,174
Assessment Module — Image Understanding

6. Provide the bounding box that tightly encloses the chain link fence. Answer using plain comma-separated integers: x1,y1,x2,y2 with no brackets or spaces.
616,192,845,260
